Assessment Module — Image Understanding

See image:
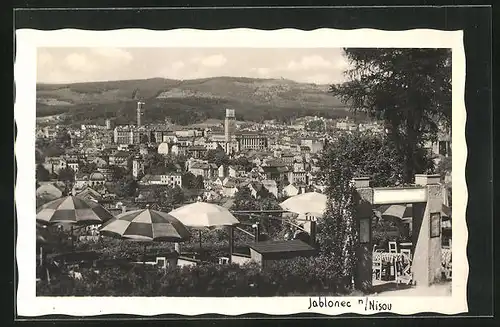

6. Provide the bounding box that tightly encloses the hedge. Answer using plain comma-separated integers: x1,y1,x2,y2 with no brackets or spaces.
37,255,350,297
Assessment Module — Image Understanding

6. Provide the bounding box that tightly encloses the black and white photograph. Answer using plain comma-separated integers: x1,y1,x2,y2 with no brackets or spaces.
15,28,467,316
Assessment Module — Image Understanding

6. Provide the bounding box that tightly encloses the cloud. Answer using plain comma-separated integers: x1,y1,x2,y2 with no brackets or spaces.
63,53,95,72
90,48,133,63
199,54,227,68
286,55,333,71
62,48,134,74
171,61,185,70
251,67,271,77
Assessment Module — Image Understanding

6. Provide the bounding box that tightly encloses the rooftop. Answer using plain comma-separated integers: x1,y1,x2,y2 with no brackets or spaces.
248,239,316,254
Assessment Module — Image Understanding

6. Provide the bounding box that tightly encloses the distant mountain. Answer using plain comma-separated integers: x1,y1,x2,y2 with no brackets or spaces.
36,77,353,126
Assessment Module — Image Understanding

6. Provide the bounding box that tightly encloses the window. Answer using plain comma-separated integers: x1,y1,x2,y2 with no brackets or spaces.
439,141,448,156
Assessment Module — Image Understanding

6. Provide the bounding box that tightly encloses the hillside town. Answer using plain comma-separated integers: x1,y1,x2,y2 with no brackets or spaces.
35,102,453,296
36,104,451,212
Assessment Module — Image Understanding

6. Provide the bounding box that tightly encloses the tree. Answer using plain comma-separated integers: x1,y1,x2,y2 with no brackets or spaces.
79,162,98,175
315,130,432,288
143,153,169,175
36,164,51,182
110,165,128,181
57,167,75,183
256,186,273,200
55,128,72,148
204,146,229,167
35,149,44,164
230,156,254,172
330,48,451,183
140,134,149,144
233,187,259,211
181,172,196,189
115,176,138,198
317,131,433,189
194,175,204,190
167,186,185,208
306,120,325,132
436,156,452,180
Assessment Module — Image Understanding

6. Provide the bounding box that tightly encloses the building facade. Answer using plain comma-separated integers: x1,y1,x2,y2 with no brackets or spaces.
236,132,269,151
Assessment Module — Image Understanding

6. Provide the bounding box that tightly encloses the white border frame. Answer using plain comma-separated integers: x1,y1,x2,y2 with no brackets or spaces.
15,28,468,316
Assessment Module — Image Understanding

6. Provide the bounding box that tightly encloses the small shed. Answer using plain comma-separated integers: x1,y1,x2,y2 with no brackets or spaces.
247,239,317,267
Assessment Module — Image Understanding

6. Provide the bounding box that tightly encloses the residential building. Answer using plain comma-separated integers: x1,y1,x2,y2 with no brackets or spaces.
176,137,194,147
186,146,208,159
108,151,129,167
132,156,144,179
139,173,182,187
300,138,324,154
91,156,108,168
170,144,188,156
260,165,289,182
188,162,217,179
88,171,106,188
43,156,67,174
228,165,246,178
113,126,138,145
76,186,102,203
66,160,79,173
221,177,240,198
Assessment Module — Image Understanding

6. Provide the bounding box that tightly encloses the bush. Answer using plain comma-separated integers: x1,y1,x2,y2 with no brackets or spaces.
37,256,349,297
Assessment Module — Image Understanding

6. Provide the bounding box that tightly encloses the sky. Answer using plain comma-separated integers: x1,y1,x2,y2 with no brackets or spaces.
37,47,350,85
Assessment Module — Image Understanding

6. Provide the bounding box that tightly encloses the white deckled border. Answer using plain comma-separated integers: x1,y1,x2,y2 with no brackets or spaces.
15,28,467,317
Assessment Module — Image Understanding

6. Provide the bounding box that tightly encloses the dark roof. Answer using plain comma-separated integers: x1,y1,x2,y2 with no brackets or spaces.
248,239,315,254
187,146,208,151
262,166,289,173
112,151,129,157
190,162,209,169
265,160,288,167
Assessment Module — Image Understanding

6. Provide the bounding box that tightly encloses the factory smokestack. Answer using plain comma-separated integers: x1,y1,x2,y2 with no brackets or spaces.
137,101,145,127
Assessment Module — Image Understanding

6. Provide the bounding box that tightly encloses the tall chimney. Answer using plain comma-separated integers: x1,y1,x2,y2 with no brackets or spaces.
253,222,260,242
137,101,144,127
309,220,317,247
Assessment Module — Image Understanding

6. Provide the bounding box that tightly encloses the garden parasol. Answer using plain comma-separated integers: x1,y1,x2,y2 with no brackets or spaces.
279,192,328,218
169,201,240,249
100,208,191,242
99,208,191,264
36,196,115,249
36,196,114,226
374,204,413,222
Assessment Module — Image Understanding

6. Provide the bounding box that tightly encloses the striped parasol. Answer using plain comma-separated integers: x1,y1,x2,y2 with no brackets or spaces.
100,209,191,242
36,196,114,226
375,203,452,222
374,204,413,222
